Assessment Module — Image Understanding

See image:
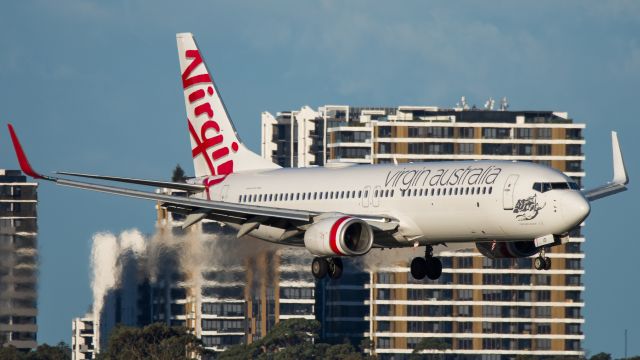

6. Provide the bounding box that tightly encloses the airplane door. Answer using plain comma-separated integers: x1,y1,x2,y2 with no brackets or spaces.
362,186,371,208
502,175,519,210
372,186,381,207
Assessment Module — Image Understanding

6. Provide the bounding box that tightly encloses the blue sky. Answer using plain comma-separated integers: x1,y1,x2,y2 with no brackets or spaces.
0,1,638,356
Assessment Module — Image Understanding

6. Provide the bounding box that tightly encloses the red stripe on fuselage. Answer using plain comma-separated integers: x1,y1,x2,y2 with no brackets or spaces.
329,216,350,256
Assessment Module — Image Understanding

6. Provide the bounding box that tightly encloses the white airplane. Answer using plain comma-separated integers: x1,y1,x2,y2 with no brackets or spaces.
7,33,628,281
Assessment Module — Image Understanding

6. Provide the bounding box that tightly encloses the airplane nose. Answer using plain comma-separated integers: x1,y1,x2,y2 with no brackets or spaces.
564,193,591,226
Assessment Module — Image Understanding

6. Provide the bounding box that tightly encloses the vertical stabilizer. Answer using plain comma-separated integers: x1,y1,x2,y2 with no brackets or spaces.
176,33,280,178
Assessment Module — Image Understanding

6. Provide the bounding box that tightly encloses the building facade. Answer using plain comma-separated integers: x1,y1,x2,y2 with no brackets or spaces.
71,315,95,359
262,105,586,359
155,195,316,353
0,170,38,351
73,188,316,358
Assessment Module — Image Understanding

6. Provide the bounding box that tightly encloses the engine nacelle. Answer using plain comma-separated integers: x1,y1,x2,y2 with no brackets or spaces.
476,240,538,259
304,216,374,257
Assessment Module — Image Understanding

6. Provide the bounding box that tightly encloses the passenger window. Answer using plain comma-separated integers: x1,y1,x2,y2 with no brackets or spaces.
374,190,378,197
482,187,486,195
358,190,362,198
431,188,435,196
390,190,394,197
488,187,493,194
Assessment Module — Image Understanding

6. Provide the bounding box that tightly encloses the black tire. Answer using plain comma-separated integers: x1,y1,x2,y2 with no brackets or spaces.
543,257,551,270
312,257,329,279
410,257,427,280
534,256,544,270
425,257,443,280
328,257,344,279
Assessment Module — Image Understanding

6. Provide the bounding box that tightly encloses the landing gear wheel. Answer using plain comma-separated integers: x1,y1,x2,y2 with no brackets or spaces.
328,257,343,279
534,256,545,270
425,257,443,280
410,257,428,280
543,257,551,270
312,257,329,279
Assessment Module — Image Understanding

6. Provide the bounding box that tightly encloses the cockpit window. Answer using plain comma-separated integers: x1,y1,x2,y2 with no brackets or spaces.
533,181,579,193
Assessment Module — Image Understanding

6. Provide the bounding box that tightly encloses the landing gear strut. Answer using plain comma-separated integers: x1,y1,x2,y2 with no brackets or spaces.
410,245,443,280
534,247,552,271
312,257,344,280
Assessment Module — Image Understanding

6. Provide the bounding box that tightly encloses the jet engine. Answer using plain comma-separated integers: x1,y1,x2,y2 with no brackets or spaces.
476,240,538,259
304,216,374,257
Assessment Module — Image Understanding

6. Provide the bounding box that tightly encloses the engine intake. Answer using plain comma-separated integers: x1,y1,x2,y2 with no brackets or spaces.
476,240,538,259
304,216,374,256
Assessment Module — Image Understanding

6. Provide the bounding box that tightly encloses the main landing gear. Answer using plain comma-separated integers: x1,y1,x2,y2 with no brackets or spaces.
534,247,552,271
312,257,344,280
410,245,443,280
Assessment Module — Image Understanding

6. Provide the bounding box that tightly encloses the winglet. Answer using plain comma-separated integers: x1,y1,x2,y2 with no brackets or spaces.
582,131,629,201
7,124,45,180
611,131,628,185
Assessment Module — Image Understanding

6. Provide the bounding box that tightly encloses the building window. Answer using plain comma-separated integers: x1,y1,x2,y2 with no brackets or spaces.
536,338,551,350
537,128,552,139
408,143,454,154
482,143,513,155
517,144,533,155
483,128,510,139
537,144,551,155
459,127,474,138
516,128,532,139
378,143,391,154
459,143,475,154
378,126,392,137
566,128,583,140
408,126,453,138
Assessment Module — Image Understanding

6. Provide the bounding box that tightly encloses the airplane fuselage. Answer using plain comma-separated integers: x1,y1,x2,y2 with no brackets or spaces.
197,160,590,248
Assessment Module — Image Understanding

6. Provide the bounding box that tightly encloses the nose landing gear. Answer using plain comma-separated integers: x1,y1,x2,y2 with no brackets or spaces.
311,257,344,280
410,245,443,280
534,247,552,271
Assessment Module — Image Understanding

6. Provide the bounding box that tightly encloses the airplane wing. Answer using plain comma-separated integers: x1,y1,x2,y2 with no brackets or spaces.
56,171,206,193
582,131,629,201
8,124,398,244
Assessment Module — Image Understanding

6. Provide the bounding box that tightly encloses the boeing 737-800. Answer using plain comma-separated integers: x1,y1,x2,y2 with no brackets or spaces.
7,33,629,281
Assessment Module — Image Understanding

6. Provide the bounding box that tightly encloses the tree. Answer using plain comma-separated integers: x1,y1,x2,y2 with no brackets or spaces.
0,342,71,360
172,164,187,183
98,323,207,360
590,353,612,360
218,319,373,360
410,338,449,360
0,346,24,360
26,342,71,360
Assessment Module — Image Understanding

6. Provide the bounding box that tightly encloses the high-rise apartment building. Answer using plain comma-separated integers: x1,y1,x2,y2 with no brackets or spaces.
156,194,316,353
262,105,586,359
72,188,316,358
0,169,38,351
